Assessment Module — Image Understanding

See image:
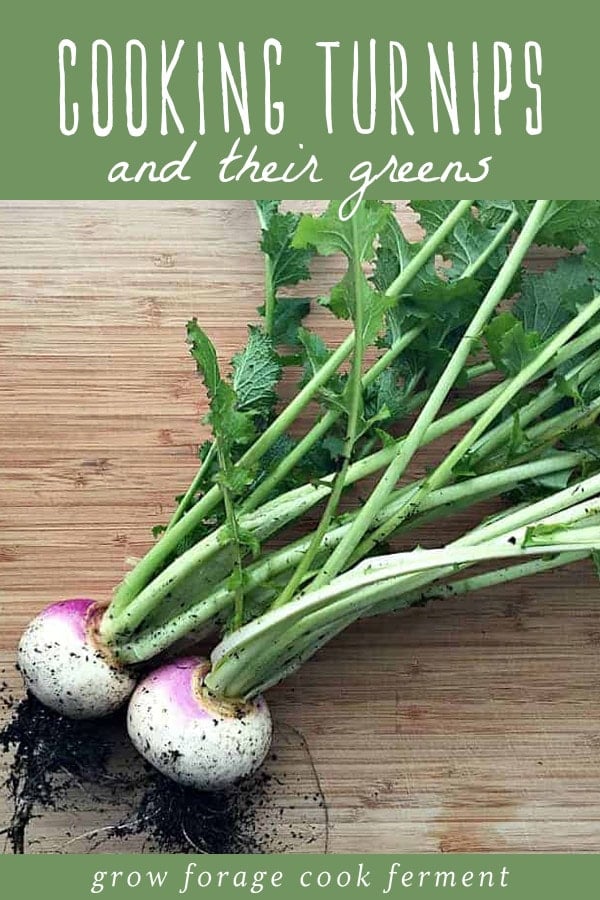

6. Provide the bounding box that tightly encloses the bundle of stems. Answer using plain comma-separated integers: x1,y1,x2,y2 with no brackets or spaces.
95,199,600,703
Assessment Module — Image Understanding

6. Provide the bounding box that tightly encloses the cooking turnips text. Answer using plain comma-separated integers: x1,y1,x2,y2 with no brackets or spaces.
58,38,543,138
56,38,544,213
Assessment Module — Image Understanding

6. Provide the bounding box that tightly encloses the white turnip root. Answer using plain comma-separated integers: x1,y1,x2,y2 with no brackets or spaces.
17,599,137,719
127,656,272,791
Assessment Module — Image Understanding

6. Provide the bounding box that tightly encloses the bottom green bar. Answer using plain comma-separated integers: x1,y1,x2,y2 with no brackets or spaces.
0,854,596,899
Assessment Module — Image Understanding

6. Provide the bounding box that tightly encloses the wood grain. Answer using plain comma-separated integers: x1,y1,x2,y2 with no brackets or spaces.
1,200,600,854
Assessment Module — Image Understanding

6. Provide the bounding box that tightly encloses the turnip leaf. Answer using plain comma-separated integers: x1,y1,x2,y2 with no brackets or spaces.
258,297,310,346
232,325,282,417
516,200,600,250
515,256,596,340
292,200,391,261
258,204,313,289
485,312,542,376
256,200,313,345
412,200,509,278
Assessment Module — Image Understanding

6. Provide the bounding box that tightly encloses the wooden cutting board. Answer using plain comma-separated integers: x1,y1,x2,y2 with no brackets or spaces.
1,200,600,854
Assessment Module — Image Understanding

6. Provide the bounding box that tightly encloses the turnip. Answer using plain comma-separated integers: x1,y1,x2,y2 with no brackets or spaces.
17,599,136,718
16,200,475,720
127,656,272,790
16,199,600,793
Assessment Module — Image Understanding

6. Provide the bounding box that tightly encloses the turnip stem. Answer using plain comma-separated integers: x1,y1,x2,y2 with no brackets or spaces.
241,322,427,514
107,200,474,618
165,442,218,532
218,550,588,699
103,320,600,645
241,546,592,696
207,475,600,697
369,551,588,615
244,205,512,515
117,312,600,655
111,268,600,641
209,465,600,678
353,291,600,558
116,451,585,663
270,214,367,609
105,202,600,652
102,369,507,642
384,201,475,298
106,332,355,616
255,201,276,337
462,210,519,277
304,201,553,591
463,353,600,468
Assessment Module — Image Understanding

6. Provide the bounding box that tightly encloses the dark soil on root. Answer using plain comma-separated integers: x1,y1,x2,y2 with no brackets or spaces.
0,689,115,853
0,679,326,854
110,769,279,854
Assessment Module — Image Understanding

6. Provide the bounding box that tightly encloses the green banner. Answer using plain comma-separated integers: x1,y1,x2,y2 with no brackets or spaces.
2,853,600,897
1,0,599,199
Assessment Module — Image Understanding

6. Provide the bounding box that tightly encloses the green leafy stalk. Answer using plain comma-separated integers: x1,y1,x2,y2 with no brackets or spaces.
462,209,519,277
165,442,218,533
118,311,600,660
106,200,600,683
305,200,553,592
240,321,426,514
351,290,600,560
271,214,368,608
114,451,586,664
217,457,246,631
206,475,600,698
102,199,476,635
105,361,515,643
255,201,276,336
184,323,254,628
367,552,587,616
245,203,512,515
103,331,355,627
255,199,313,343
106,314,600,646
